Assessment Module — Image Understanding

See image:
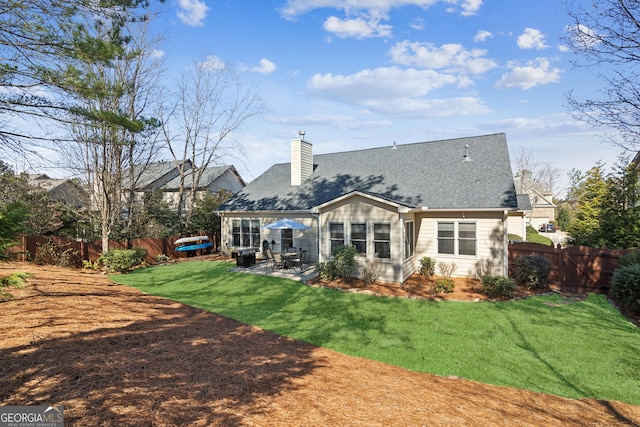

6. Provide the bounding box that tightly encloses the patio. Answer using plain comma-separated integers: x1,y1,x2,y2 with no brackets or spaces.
229,259,318,283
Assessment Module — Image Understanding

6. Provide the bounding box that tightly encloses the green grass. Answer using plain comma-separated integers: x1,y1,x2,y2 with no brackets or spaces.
112,261,640,405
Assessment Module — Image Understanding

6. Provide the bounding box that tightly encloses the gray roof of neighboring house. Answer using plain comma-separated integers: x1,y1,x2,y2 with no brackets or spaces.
162,165,244,190
517,194,532,211
123,160,192,190
219,133,519,212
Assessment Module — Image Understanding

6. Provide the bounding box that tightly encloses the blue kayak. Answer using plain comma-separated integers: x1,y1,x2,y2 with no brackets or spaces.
175,241,213,252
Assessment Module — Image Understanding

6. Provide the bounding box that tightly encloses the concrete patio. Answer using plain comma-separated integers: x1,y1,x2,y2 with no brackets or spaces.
229,260,318,283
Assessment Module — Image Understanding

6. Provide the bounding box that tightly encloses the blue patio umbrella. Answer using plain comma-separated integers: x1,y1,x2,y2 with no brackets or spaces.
260,218,311,230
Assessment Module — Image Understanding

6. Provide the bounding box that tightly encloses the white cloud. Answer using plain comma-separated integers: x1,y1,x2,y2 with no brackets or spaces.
251,58,277,75
365,97,490,117
565,24,599,50
389,40,497,74
199,55,226,71
460,0,482,16
474,30,492,42
410,18,424,30
495,58,562,90
517,28,548,50
150,49,165,59
323,15,392,38
177,0,209,27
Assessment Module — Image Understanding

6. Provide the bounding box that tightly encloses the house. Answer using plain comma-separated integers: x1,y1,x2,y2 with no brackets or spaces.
25,174,89,209
217,133,527,283
513,172,556,231
122,161,246,213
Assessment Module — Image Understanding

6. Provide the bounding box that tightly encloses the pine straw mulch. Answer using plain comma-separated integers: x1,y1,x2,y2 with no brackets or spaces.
1,261,639,427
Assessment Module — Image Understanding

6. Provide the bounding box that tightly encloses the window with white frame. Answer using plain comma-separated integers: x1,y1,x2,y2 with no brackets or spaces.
373,223,391,259
232,219,261,247
329,222,345,255
350,222,367,255
405,220,414,260
437,221,476,256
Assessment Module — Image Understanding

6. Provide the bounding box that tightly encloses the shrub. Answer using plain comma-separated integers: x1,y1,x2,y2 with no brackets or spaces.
333,245,357,281
617,251,640,268
438,261,457,278
155,254,170,265
359,258,382,286
513,255,551,289
419,257,436,278
82,259,100,270
481,276,517,298
474,259,495,280
0,272,28,301
610,264,640,312
34,238,78,267
98,247,148,273
316,261,338,281
434,277,455,294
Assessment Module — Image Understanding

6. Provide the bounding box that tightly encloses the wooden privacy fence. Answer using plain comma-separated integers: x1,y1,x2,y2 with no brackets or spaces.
508,242,634,293
9,234,219,268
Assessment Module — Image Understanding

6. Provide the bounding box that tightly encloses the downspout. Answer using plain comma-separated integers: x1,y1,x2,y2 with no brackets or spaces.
503,210,509,277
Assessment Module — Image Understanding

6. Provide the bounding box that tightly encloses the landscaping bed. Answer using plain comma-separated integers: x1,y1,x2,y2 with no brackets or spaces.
1,262,639,426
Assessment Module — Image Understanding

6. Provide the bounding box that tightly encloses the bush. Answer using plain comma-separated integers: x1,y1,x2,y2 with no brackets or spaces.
434,278,455,294
474,259,495,280
359,258,381,286
419,257,436,278
617,251,640,268
34,238,78,267
98,247,147,273
438,261,457,278
0,272,28,301
610,264,640,312
334,245,357,280
154,254,170,265
513,255,551,289
481,276,517,298
316,261,338,281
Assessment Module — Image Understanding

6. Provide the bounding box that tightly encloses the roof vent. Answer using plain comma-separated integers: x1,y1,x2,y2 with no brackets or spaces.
391,141,397,150
463,144,473,162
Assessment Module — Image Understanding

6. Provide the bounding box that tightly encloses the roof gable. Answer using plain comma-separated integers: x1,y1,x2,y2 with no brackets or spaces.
219,133,518,212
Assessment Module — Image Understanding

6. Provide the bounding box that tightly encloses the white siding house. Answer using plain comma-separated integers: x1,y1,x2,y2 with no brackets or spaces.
217,133,527,283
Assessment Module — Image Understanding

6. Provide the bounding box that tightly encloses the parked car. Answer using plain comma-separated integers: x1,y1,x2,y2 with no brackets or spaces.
539,223,556,233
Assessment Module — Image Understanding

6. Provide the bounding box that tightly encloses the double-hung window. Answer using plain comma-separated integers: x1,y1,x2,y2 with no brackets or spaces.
373,223,391,259
437,221,476,256
329,223,345,255
232,219,261,247
351,223,367,255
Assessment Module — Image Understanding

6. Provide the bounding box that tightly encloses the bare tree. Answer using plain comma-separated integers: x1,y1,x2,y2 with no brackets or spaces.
60,15,164,251
513,147,562,196
161,58,264,227
564,0,640,151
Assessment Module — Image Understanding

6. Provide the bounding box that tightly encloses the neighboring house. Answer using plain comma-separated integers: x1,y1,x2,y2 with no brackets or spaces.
25,174,89,209
122,161,245,213
217,133,527,283
513,173,556,230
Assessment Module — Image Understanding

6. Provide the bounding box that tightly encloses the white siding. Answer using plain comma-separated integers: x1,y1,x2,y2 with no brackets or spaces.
414,211,506,278
319,196,402,283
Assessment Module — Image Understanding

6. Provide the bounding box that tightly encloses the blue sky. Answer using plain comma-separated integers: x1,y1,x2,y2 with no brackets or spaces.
102,1,635,193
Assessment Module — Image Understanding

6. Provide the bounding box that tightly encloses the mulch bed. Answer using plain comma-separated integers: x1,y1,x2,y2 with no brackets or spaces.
1,261,639,426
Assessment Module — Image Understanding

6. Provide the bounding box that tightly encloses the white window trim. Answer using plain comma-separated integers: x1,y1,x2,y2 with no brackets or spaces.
436,220,478,257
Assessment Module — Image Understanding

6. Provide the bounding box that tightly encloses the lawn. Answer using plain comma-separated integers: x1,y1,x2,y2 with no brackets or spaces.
112,260,640,405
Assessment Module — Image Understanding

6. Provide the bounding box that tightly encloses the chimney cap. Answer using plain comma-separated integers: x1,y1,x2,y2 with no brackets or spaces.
298,130,305,140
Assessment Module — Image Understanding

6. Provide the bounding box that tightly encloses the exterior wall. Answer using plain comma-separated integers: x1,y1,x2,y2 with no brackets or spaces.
507,212,527,241
414,211,506,278
220,214,318,262
318,196,403,283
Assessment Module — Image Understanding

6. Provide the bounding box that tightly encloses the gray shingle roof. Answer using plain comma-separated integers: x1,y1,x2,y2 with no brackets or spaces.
219,133,518,212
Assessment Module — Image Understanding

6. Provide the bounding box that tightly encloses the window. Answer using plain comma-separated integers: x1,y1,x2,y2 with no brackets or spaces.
458,222,477,256
437,221,476,256
351,223,367,255
232,219,261,248
373,223,391,259
282,228,293,250
405,221,414,260
329,223,345,255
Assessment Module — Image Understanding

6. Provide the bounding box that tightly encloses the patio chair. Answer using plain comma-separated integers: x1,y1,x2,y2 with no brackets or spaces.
263,249,275,270
292,250,306,272
272,252,286,270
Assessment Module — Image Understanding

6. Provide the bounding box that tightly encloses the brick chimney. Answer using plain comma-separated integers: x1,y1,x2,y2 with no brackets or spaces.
291,132,312,186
